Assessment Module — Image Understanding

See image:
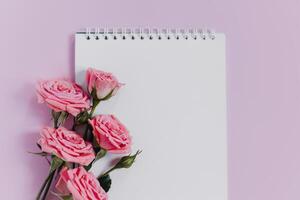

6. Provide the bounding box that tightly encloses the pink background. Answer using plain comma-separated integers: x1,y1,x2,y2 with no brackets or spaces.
1,0,300,199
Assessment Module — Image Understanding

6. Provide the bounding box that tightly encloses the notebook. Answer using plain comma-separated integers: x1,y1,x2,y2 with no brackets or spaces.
75,28,227,200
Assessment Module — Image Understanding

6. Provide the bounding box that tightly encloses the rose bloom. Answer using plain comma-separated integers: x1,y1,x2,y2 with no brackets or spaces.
38,127,95,166
86,68,123,100
36,79,90,116
56,167,108,200
89,114,132,154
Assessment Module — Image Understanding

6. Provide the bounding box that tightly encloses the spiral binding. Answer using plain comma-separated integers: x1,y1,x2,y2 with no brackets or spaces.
82,28,216,40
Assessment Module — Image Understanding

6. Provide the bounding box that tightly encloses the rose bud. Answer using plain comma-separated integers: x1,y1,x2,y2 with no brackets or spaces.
86,68,123,101
36,79,90,117
89,114,132,154
56,167,108,200
114,150,142,169
38,127,95,166
101,150,142,177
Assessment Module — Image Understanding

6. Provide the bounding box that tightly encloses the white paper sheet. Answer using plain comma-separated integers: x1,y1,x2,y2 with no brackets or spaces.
75,32,227,200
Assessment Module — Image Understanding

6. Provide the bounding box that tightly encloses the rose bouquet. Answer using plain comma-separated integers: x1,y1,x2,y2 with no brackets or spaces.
32,68,141,200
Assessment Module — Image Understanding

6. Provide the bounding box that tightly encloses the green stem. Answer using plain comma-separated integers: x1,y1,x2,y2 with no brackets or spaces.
84,99,100,141
36,170,55,200
90,100,100,117
41,169,56,200
101,167,116,178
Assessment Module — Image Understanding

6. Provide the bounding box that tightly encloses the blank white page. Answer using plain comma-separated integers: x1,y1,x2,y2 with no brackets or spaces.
75,31,227,200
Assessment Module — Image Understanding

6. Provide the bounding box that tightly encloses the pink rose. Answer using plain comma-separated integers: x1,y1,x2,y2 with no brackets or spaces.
38,127,95,166
89,115,132,154
36,79,90,116
56,167,108,200
86,68,123,100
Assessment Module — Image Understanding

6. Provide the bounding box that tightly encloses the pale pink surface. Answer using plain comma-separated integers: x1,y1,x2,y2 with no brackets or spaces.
38,127,95,166
1,0,300,199
56,167,108,200
86,68,122,99
37,79,90,116
89,115,132,154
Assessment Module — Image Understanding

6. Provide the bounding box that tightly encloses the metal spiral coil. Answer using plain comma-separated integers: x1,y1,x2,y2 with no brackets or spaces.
82,28,216,40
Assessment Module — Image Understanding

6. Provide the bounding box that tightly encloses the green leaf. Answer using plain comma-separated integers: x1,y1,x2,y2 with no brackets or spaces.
91,87,115,101
51,192,72,200
93,140,101,152
28,151,48,156
61,195,72,200
51,111,69,128
95,149,107,162
84,163,93,171
75,110,89,125
51,110,61,120
58,112,69,126
52,110,61,128
100,89,115,101
85,149,107,171
91,87,101,101
50,155,64,173
98,174,112,192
